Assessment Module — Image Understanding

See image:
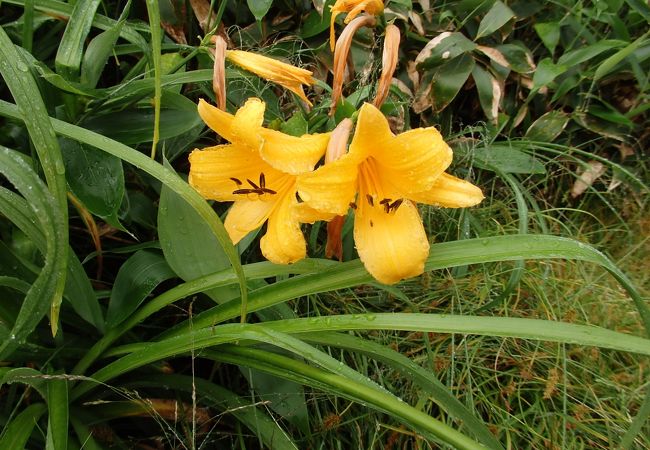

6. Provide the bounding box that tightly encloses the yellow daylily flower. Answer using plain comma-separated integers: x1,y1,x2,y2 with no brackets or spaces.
197,98,330,175
226,50,316,106
330,0,384,51
297,103,484,284
189,99,332,264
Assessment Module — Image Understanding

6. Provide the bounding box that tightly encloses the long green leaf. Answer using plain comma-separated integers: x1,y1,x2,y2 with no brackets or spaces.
0,148,62,359
0,403,47,449
0,187,103,330
206,346,485,450
55,0,101,80
159,234,649,339
45,377,68,450
74,327,484,449
301,331,503,449
0,99,248,336
145,0,162,158
0,27,68,335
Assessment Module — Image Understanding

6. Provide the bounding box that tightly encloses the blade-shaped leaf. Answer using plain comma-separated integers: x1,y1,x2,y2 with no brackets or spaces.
55,0,101,80
476,1,515,39
106,250,176,328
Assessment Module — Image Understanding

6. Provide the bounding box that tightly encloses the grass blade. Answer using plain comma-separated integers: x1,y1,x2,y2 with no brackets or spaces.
0,403,47,449
54,0,101,80
145,0,162,159
0,28,69,335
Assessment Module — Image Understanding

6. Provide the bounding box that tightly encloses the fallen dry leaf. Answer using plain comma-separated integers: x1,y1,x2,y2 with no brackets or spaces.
571,161,607,198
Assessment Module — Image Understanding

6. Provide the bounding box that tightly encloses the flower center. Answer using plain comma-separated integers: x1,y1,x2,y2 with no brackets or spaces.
357,158,403,215
230,172,293,201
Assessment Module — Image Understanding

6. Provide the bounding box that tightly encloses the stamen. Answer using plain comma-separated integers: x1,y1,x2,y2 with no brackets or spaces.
247,178,260,189
380,198,392,213
349,201,357,210
230,177,243,186
369,220,374,227
261,188,277,195
295,191,303,202
389,198,403,212
259,172,266,188
233,188,257,195
366,194,374,206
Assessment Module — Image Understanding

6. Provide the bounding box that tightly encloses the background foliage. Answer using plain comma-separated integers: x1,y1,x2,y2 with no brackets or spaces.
0,0,648,448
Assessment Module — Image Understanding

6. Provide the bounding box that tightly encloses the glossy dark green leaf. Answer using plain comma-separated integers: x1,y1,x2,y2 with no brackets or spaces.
247,0,274,21
471,64,500,121
60,137,124,220
158,174,238,304
496,43,535,73
105,250,176,328
431,53,475,111
476,1,515,39
55,0,101,80
82,93,203,145
416,32,477,69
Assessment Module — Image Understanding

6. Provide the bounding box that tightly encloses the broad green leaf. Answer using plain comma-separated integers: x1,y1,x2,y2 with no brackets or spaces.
531,57,567,91
55,0,101,80
106,250,176,328
247,0,274,21
471,64,500,122
82,98,202,145
525,110,569,142
496,43,535,73
0,403,47,449
533,22,561,55
280,112,309,136
467,144,546,174
0,26,68,336
60,138,125,220
81,0,131,88
300,0,335,38
431,53,475,111
158,171,238,304
415,32,477,69
476,1,515,39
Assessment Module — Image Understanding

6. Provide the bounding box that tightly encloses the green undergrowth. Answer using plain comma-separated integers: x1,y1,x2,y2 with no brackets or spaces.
0,1,648,449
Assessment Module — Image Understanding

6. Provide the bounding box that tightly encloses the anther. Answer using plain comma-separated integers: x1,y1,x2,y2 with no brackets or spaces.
389,198,403,212
295,192,303,202
246,178,260,189
259,173,266,188
349,201,357,210
230,177,243,186
366,194,374,206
